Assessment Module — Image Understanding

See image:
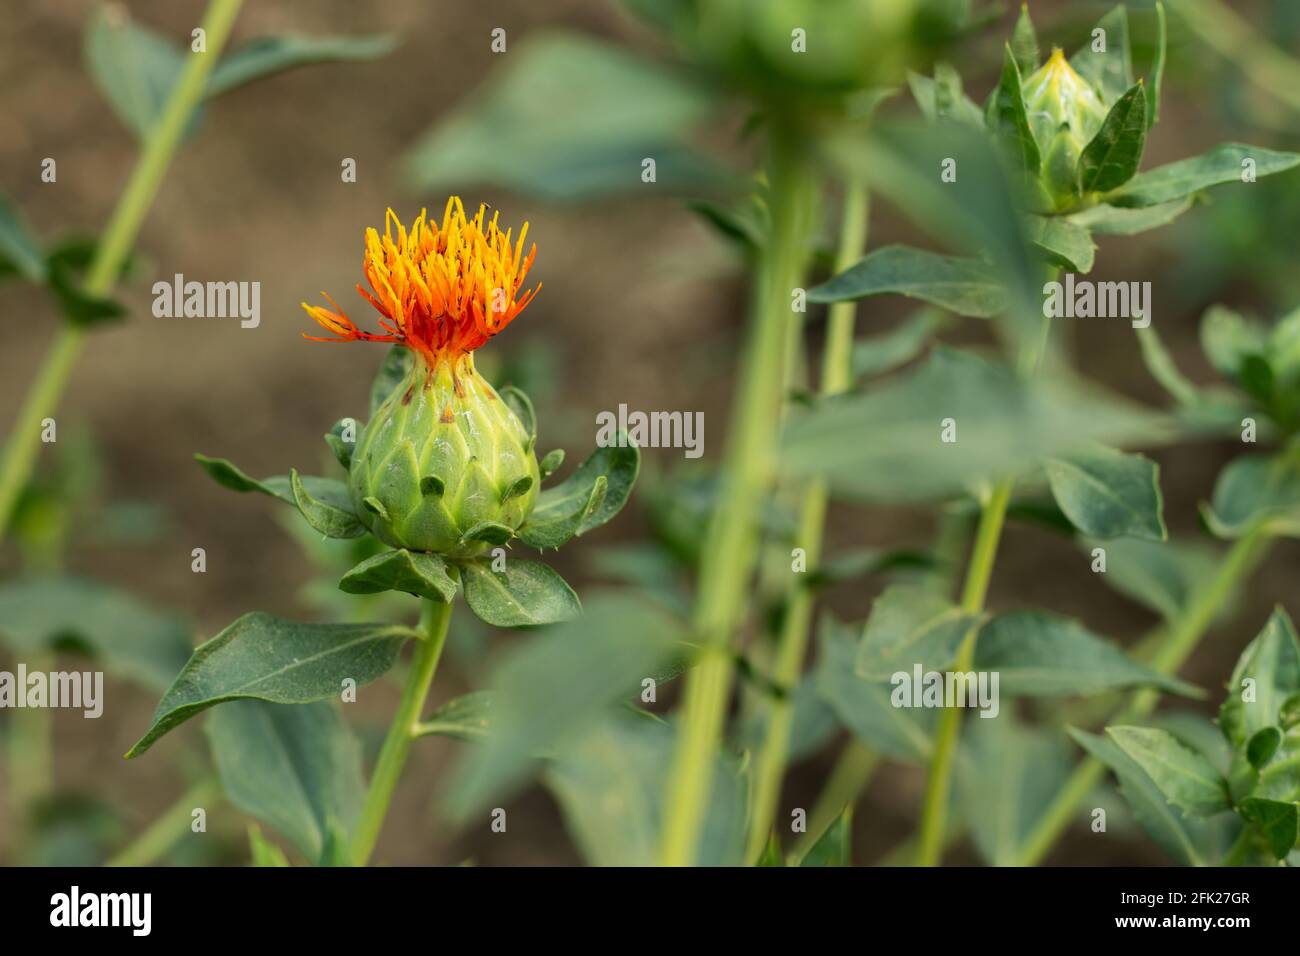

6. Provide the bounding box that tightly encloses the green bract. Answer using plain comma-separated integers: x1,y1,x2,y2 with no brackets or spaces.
348,355,540,558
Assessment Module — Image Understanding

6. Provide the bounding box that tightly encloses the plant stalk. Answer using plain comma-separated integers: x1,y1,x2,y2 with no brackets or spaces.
660,131,818,866
915,477,1013,866
350,596,453,866
106,777,221,867
0,0,244,543
787,739,879,865
1013,524,1273,866
745,177,869,861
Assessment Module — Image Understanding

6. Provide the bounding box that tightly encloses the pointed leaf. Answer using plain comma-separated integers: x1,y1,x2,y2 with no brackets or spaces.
798,807,852,867
1066,197,1192,235
850,309,943,381
1011,4,1039,74
854,583,979,680
1148,2,1167,128
990,46,1040,173
1107,725,1232,816
207,34,396,96
338,548,458,603
0,198,45,281
1070,5,1133,105
1079,83,1148,193
539,448,565,479
499,385,536,441
1069,728,1218,866
461,558,582,627
444,594,683,818
0,575,191,692
1046,443,1166,540
518,443,638,549
415,691,495,742
1239,798,1299,859
1108,144,1300,207
808,245,1005,318
290,468,365,539
1220,609,1300,749
1204,454,1300,539
126,613,414,757
206,699,364,862
1025,216,1096,273
194,454,353,512
975,610,1196,698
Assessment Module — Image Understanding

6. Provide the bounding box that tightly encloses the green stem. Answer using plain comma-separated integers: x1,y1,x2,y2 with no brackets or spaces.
5,650,56,837
0,0,244,543
1013,524,1273,866
915,477,1013,866
350,596,453,866
745,178,868,861
787,739,879,865
660,132,818,866
1221,827,1255,868
106,777,221,867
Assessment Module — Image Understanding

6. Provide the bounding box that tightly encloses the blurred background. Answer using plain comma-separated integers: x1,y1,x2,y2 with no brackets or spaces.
1,0,1297,865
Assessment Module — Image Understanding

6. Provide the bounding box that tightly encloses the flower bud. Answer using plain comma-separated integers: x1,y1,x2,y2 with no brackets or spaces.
1022,49,1108,208
350,354,538,557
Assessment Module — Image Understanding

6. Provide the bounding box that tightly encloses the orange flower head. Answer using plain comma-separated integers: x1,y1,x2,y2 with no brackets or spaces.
302,198,539,365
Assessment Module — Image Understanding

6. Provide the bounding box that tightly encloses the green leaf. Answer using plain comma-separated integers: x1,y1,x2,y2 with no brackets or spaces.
518,443,638,549
1107,726,1232,816
1204,454,1300,539
814,617,932,764
194,454,353,512
458,520,514,546
1079,83,1148,193
1220,609,1300,749
538,448,565,479
974,610,1196,698
1010,4,1039,74
403,32,729,202
1069,728,1219,865
907,64,984,127
1087,536,1219,622
1045,443,1166,540
338,548,458,603
0,198,46,282
1239,797,1299,859
1066,197,1192,236
1200,304,1267,381
47,250,127,327
247,825,290,867
207,34,396,96
1070,5,1133,105
830,123,1040,349
415,691,495,742
1246,727,1283,769
783,348,1163,503
206,699,364,863
290,469,365,539
499,385,536,442
126,613,414,757
0,575,191,692
1025,216,1096,273
854,583,979,681
84,7,189,139
85,9,394,140
957,716,1071,866
543,713,746,866
1108,144,1300,208
443,594,683,818
798,807,852,867
324,418,357,470
808,245,1005,318
461,558,582,627
1148,2,1167,129
850,309,943,381
368,345,413,417
989,46,1041,174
